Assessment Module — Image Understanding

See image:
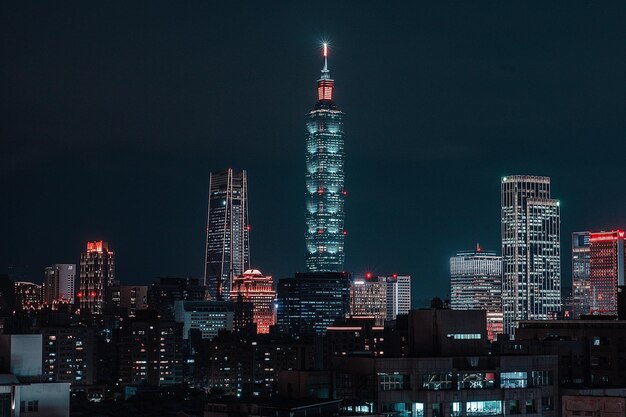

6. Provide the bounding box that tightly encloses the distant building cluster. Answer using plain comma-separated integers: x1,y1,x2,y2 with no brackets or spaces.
2,44,626,417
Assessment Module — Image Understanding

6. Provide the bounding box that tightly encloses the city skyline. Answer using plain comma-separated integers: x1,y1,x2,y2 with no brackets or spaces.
3,2,626,303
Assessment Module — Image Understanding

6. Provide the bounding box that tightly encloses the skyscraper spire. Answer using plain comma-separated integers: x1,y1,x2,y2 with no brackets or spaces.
305,43,345,272
321,43,330,80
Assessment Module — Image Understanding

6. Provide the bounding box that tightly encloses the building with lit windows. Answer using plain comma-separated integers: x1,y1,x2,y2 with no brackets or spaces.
14,281,42,310
501,175,561,335
77,241,115,315
43,264,76,307
331,308,559,417
450,247,503,341
386,275,411,320
115,285,148,317
350,275,388,325
305,44,346,272
229,269,275,334
572,232,591,318
41,327,95,386
276,272,351,338
174,300,234,340
204,169,250,300
350,274,411,325
589,230,625,315
118,310,182,387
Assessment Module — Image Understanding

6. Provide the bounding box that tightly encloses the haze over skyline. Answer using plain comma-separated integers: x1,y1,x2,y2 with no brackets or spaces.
3,1,626,303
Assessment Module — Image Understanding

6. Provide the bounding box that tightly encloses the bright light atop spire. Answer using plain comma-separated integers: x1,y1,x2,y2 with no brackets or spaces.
323,42,328,57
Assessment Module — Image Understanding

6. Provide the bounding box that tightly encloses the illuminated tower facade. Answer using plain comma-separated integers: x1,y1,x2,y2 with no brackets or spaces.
230,269,275,334
204,169,250,300
78,241,115,314
589,230,625,315
501,175,561,335
305,44,346,272
450,246,503,341
572,231,591,318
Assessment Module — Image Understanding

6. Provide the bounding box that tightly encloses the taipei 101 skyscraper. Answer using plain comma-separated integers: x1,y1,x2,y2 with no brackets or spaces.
305,43,346,272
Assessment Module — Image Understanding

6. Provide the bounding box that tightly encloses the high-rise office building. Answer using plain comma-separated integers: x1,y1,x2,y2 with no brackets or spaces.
501,175,561,335
77,241,115,315
276,272,351,338
572,232,591,318
350,275,388,325
204,169,250,300
43,264,76,307
589,230,625,315
385,275,411,320
349,274,411,324
229,269,275,334
305,44,346,272
450,247,503,341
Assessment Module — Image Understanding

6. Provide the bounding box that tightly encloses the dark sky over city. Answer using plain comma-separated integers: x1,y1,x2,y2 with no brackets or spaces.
2,1,626,304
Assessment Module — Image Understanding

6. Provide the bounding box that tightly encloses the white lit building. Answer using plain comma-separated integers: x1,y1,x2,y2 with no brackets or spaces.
501,175,561,335
174,300,234,340
450,247,503,341
385,275,411,320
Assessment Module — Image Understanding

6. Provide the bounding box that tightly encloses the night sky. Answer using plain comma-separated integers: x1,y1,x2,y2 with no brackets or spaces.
2,2,626,305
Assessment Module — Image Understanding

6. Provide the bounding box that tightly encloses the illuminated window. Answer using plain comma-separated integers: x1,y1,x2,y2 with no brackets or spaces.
500,372,527,389
379,373,410,391
466,401,502,416
457,372,495,390
422,372,452,390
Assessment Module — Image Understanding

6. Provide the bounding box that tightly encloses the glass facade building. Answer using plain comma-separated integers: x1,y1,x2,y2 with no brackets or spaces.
450,247,503,341
501,176,561,335
276,272,351,338
572,231,591,318
305,46,346,272
589,230,625,315
204,169,250,300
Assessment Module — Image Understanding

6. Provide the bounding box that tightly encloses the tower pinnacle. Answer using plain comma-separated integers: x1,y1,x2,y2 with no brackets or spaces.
321,43,330,80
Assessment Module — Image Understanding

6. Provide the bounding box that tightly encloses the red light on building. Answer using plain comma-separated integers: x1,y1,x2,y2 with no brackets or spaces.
318,229,324,234
77,292,83,298
317,187,324,195
343,230,347,235
342,190,347,196
365,272,372,279
246,225,251,231
87,241,105,253
392,274,398,279
90,291,96,298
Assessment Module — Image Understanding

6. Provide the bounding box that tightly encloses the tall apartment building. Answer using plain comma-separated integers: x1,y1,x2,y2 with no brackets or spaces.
43,264,76,307
589,230,625,315
305,44,346,272
229,269,275,334
386,275,411,320
78,241,115,315
450,247,503,341
501,175,561,335
572,232,591,318
204,169,250,301
118,310,183,387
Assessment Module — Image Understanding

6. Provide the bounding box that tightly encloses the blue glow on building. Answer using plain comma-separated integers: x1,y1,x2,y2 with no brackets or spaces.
305,45,346,272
